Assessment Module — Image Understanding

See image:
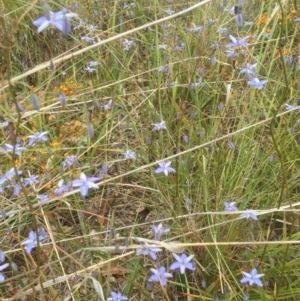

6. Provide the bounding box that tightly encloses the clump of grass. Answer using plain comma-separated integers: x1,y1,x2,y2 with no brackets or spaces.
1,0,300,300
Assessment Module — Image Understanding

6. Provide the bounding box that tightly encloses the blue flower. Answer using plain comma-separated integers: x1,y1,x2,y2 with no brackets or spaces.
23,175,39,186
239,63,257,77
164,8,174,15
54,179,70,196
107,291,128,301
3,143,25,156
170,253,196,274
81,36,95,44
157,44,168,50
236,13,243,27
0,250,5,263
38,194,50,202
136,242,162,260
0,121,8,128
247,78,267,90
148,266,172,286
122,150,136,160
27,131,48,146
103,99,113,111
122,39,136,52
62,155,77,168
240,211,258,220
21,227,48,254
226,35,249,49
72,173,99,197
0,262,9,283
224,202,238,211
285,104,295,111
240,268,264,286
152,223,170,241
84,66,96,73
155,161,175,176
187,24,204,34
152,121,167,131
33,7,77,35
0,168,22,186
88,61,99,67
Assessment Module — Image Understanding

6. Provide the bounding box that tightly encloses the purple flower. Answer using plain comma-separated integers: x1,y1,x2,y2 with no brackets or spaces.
84,66,96,73
224,202,238,211
240,211,258,220
152,223,170,241
123,39,136,52
0,168,22,185
59,93,66,107
155,161,175,176
136,242,162,260
164,8,174,15
285,104,295,111
21,227,48,254
54,179,70,196
3,143,25,156
27,131,48,146
158,65,169,73
81,36,95,44
187,24,203,33
99,165,108,180
31,94,40,111
23,175,39,186
122,150,136,160
88,61,99,67
103,99,113,111
170,253,196,274
88,24,97,31
247,78,267,90
107,291,128,301
0,121,8,128
158,44,168,50
38,194,49,202
148,266,172,286
33,7,77,35
227,141,235,150
62,155,77,168
239,63,257,77
72,173,99,197
0,250,5,263
240,268,264,286
152,121,167,131
0,262,9,283
236,13,243,27
226,35,249,49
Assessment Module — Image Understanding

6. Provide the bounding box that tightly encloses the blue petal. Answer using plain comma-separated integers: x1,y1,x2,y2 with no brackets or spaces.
33,16,47,27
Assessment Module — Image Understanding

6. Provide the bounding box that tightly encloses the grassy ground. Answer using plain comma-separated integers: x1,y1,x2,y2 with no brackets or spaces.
1,0,300,300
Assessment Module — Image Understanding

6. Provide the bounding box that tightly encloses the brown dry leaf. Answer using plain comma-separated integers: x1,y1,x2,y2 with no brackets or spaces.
101,263,129,276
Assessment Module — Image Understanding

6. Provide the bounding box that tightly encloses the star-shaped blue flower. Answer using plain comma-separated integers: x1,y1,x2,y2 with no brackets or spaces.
21,227,48,254
107,291,128,301
0,262,9,283
224,202,238,212
155,161,175,176
148,266,172,286
170,253,196,274
33,7,77,36
151,223,170,241
226,35,249,49
136,242,162,260
247,78,267,90
27,131,48,146
72,173,99,197
240,268,264,287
